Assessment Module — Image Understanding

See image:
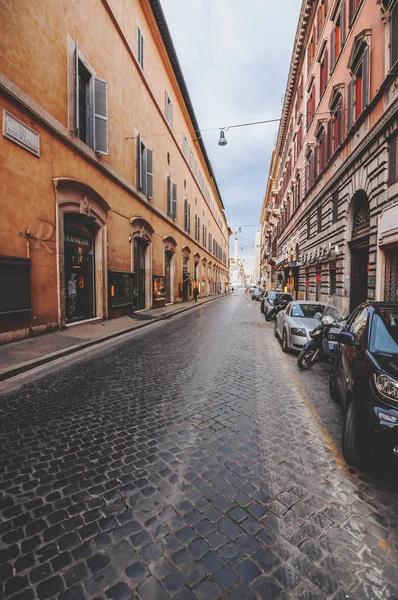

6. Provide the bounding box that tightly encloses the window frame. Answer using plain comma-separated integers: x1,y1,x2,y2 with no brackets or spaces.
137,27,144,70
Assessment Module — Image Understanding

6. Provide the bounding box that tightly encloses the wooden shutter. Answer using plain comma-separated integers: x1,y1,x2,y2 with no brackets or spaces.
348,0,354,25
94,77,108,155
324,46,329,84
167,176,171,215
74,41,79,134
389,137,397,186
195,214,198,240
330,30,335,71
146,148,153,199
136,134,141,190
184,199,188,229
347,80,353,131
198,218,201,243
362,45,369,108
141,144,147,195
327,118,332,160
340,0,346,44
188,203,191,233
172,183,177,219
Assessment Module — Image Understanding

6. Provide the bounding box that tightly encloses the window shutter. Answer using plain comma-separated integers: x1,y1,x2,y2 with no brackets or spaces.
362,45,369,108
306,99,309,131
172,183,177,219
340,0,346,44
184,199,188,229
198,217,201,242
146,148,153,199
93,77,108,155
74,41,79,134
324,46,329,84
167,176,171,216
347,79,353,131
188,203,191,233
195,214,198,240
141,144,147,195
327,118,332,160
392,5,398,67
330,30,335,71
389,137,397,186
137,134,141,190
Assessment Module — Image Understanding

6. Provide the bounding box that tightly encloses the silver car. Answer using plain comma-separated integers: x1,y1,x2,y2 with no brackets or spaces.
274,301,340,352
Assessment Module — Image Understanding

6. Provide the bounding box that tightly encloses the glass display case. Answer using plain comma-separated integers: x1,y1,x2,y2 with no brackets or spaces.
153,275,166,307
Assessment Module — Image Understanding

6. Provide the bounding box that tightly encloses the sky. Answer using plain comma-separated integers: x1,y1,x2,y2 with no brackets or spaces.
161,0,302,275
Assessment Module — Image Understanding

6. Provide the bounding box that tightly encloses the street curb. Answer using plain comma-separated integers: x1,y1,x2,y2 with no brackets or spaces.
0,295,228,382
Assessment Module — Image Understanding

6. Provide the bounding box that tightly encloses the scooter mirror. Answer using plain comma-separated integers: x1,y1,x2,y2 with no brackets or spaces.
314,312,323,321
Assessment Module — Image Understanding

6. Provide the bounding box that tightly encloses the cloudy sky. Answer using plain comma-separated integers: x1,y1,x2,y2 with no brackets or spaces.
161,0,301,274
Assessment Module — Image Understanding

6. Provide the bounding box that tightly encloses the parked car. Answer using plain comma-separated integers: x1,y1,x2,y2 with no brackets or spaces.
330,301,398,467
251,288,261,300
274,301,340,352
262,291,293,317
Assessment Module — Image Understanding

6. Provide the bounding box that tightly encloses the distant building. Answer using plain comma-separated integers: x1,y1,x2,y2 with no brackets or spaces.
0,0,230,344
260,0,398,313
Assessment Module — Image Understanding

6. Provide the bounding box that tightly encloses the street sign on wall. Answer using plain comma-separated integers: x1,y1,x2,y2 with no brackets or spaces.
3,110,40,157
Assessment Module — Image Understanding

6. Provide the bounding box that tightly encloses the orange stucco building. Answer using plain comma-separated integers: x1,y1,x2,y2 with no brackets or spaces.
261,0,397,315
0,0,230,344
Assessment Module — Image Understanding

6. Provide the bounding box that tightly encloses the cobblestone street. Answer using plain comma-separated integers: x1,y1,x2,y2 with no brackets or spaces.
1,292,398,600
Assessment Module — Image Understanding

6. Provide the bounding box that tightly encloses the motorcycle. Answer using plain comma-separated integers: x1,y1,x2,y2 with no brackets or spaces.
265,297,290,321
297,313,344,370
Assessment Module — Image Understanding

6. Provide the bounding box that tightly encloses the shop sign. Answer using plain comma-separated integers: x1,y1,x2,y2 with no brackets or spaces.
65,234,90,247
3,110,40,157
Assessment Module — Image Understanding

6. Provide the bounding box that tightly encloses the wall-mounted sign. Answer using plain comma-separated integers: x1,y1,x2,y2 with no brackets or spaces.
3,110,40,157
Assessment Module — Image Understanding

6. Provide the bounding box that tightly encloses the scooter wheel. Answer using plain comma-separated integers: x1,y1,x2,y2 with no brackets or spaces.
297,348,316,370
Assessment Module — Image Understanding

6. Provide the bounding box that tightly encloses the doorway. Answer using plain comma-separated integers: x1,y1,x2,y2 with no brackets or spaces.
350,244,369,313
165,250,173,303
134,237,147,310
64,214,95,324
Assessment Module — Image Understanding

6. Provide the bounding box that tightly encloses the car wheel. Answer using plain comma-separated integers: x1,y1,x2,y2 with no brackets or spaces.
282,330,289,352
329,373,340,403
342,402,362,467
260,302,264,313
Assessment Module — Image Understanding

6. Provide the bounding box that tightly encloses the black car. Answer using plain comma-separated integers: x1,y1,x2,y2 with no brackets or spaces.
262,291,293,318
330,302,398,466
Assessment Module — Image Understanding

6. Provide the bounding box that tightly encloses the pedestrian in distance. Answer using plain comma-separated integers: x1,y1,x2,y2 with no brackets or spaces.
193,284,199,303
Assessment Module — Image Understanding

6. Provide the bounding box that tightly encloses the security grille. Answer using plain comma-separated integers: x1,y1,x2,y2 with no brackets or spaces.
0,257,32,313
385,248,398,302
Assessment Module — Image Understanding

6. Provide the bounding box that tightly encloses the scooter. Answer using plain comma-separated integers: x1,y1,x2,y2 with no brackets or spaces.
297,313,343,370
265,298,290,321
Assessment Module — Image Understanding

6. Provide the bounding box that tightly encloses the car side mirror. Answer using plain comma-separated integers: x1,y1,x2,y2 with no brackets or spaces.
337,331,358,346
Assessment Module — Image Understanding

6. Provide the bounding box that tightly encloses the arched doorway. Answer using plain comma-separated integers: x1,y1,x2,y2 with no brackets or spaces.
54,178,109,328
130,218,154,310
164,236,177,304
349,190,370,313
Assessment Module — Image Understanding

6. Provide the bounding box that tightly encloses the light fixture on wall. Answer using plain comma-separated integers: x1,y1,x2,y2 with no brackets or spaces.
128,234,133,243
218,130,227,146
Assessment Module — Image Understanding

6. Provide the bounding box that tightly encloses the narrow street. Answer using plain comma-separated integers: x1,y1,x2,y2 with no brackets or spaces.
1,292,398,600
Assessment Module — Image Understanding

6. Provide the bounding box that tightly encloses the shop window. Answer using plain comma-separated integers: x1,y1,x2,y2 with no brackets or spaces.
153,275,166,305
74,45,108,154
330,263,337,295
385,248,398,302
389,135,398,186
330,1,346,71
184,199,191,233
137,27,144,69
137,135,153,198
347,36,370,129
0,256,32,314
166,176,177,218
108,271,134,309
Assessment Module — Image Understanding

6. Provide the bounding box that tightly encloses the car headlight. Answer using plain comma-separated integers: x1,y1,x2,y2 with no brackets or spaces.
290,327,306,337
374,373,398,405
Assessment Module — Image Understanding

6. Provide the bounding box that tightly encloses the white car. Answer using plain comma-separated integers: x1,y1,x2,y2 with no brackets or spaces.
274,301,340,352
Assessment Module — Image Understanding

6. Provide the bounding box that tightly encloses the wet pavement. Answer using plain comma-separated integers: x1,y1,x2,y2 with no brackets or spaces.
1,291,398,600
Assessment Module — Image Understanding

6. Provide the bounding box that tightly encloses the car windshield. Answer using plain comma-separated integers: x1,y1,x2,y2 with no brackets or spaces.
268,291,278,301
290,303,325,318
370,309,398,354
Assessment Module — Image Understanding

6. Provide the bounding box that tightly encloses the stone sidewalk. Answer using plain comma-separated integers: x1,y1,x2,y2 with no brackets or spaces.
0,294,228,381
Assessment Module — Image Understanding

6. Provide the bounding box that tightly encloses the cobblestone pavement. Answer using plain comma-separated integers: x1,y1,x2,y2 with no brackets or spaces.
1,292,398,600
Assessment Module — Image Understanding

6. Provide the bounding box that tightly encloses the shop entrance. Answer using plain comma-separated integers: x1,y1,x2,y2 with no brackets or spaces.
64,214,95,324
134,238,147,310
